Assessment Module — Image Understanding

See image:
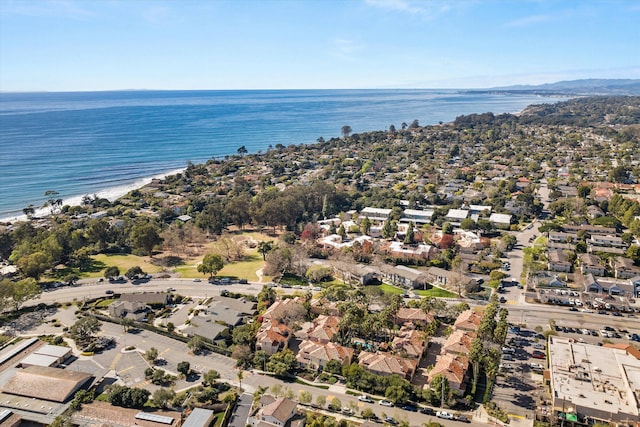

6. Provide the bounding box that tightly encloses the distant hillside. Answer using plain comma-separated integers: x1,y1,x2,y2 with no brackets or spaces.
475,78,640,95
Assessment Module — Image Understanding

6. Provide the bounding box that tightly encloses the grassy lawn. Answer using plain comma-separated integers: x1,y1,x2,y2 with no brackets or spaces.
90,254,164,277
415,287,457,298
378,283,405,295
95,298,116,308
173,231,274,281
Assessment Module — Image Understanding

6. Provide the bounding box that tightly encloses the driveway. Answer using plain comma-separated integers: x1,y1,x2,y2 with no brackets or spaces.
229,392,253,427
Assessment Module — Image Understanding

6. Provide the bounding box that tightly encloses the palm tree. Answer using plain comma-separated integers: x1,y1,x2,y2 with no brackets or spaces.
237,370,244,391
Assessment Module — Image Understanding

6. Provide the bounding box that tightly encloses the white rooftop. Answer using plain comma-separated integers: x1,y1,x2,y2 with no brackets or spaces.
549,336,640,421
445,209,469,220
489,213,513,224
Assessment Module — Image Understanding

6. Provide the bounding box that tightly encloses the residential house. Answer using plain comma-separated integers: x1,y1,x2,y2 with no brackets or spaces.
400,209,434,224
444,209,469,225
296,340,353,371
441,330,476,356
330,262,377,285
548,276,567,288
548,232,577,244
612,257,640,279
384,241,439,261
548,250,572,273
120,292,169,306
454,309,482,332
394,308,434,328
182,321,227,343
584,275,625,296
359,207,392,224
108,300,148,321
256,320,292,355
586,205,605,219
589,235,627,249
391,327,427,360
309,299,341,317
579,253,605,276
629,276,640,298
378,264,427,289
249,396,298,427
262,298,306,323
298,315,340,344
358,351,418,380
563,225,617,235
427,353,469,393
468,205,492,216
489,213,513,228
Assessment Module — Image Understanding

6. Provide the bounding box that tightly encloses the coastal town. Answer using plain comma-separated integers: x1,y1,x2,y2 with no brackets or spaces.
1,95,640,427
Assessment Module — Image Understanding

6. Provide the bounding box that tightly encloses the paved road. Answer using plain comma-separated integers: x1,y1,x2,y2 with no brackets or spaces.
229,392,253,427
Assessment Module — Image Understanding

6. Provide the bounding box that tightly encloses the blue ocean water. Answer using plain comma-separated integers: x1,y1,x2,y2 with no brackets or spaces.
0,90,566,220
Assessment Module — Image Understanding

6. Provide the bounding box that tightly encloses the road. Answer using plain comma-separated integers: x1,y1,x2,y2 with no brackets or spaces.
27,279,273,307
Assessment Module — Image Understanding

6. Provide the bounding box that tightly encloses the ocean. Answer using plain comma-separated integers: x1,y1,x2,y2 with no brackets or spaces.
0,89,567,220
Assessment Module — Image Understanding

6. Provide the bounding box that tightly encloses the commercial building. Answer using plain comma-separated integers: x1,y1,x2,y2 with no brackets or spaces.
548,336,640,426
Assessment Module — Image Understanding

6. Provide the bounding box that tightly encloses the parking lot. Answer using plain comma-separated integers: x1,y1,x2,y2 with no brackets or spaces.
492,327,546,420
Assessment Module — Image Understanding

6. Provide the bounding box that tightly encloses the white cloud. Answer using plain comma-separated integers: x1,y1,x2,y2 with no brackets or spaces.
3,0,95,18
364,0,460,18
505,13,555,28
330,38,364,61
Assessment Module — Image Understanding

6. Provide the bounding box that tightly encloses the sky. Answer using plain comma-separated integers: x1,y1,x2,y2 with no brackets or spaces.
1,0,639,91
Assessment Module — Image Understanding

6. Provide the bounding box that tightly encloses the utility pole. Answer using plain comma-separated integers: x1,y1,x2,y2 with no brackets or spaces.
441,379,445,408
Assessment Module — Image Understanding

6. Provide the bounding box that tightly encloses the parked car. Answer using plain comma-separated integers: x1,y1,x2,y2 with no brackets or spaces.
402,404,417,412
420,407,436,415
384,417,398,425
533,343,545,350
454,415,471,423
437,411,454,420
193,278,201,282
105,289,114,295
532,350,546,359
379,400,393,407
358,395,374,403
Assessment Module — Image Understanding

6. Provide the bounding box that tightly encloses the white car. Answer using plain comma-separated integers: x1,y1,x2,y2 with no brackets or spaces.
379,400,393,407
436,411,454,419
358,395,374,403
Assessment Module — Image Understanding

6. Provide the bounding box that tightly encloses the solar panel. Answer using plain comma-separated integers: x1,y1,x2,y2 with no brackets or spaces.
135,412,174,424
0,409,12,422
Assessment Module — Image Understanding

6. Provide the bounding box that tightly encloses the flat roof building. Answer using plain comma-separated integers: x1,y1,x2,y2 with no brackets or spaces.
2,365,92,403
548,336,640,426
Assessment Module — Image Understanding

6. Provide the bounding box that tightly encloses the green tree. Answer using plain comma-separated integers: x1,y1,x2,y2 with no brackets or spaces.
361,217,372,235
403,221,415,244
130,223,163,257
107,385,150,408
69,316,102,346
145,347,159,363
16,251,50,279
299,390,312,405
237,145,248,156
385,384,409,405
203,369,220,386
0,278,42,311
257,240,274,260
430,374,451,407
341,125,352,138
121,317,134,333
266,349,296,377
104,266,120,279
125,266,144,280
460,218,476,231
152,388,175,409
187,335,205,354
177,361,191,376
197,253,224,279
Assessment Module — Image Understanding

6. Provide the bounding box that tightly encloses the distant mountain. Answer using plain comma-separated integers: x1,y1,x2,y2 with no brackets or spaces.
477,79,640,95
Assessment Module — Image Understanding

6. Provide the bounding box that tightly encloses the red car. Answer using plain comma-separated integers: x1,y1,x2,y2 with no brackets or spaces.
532,350,546,359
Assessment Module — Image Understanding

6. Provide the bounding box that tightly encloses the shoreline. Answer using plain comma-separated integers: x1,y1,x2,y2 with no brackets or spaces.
0,167,187,224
